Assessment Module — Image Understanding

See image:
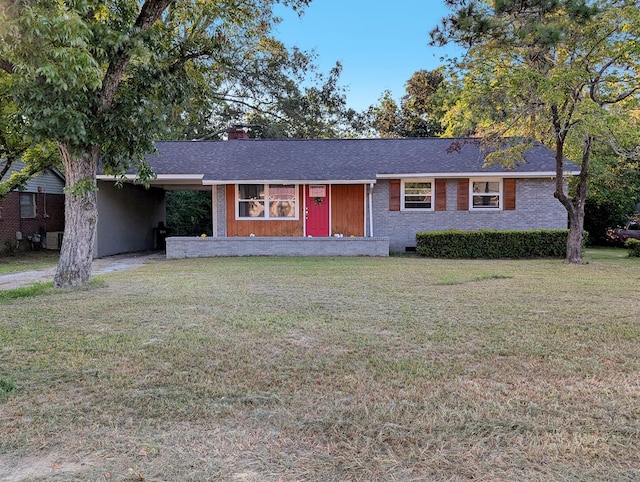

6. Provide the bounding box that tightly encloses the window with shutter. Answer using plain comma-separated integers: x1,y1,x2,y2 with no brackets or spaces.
389,180,400,211
457,179,469,211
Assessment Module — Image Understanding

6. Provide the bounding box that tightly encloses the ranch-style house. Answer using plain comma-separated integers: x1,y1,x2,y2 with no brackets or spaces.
95,135,578,258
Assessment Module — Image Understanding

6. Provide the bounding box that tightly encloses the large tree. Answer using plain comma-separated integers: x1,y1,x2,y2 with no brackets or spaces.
370,68,448,138
432,0,640,263
584,111,640,243
0,0,309,286
185,60,366,140
0,73,59,195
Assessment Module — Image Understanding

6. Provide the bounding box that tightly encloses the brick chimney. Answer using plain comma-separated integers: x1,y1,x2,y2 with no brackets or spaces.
227,127,249,140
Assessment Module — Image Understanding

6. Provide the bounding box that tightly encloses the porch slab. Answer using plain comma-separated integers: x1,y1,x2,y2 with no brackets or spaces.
166,236,390,259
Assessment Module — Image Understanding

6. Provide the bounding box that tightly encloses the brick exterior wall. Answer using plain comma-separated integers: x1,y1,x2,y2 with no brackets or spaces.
166,236,389,258
0,192,65,251
372,178,568,252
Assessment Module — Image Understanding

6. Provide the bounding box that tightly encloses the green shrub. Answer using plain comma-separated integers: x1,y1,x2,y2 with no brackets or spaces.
416,229,574,259
625,238,640,258
0,376,16,402
3,239,16,256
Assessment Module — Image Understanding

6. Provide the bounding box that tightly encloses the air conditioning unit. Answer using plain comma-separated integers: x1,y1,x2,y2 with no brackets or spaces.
46,231,63,250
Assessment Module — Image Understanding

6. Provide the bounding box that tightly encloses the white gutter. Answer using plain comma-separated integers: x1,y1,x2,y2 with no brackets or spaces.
96,174,205,182
368,183,374,237
375,171,579,179
202,179,377,186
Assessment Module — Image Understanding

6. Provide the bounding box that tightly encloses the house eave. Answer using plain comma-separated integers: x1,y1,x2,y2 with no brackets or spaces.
97,174,205,185
202,179,377,185
376,171,579,179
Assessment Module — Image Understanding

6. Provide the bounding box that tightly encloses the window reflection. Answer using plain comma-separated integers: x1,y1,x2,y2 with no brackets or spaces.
238,184,297,219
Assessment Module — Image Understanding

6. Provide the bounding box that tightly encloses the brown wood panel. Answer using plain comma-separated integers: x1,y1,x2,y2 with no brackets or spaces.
457,179,469,211
435,179,447,211
389,180,400,211
331,184,365,236
225,184,304,237
504,178,516,210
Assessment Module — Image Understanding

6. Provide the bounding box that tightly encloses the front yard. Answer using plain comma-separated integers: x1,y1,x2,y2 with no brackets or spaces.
1,253,639,480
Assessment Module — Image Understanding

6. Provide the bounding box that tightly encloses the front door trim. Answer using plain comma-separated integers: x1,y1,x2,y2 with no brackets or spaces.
304,184,331,236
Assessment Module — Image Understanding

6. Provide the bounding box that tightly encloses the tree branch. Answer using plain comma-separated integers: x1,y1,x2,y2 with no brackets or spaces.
0,58,16,74
590,84,640,106
98,0,173,115
0,157,13,181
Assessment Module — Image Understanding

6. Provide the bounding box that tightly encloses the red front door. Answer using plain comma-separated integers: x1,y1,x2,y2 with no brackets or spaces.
305,184,330,236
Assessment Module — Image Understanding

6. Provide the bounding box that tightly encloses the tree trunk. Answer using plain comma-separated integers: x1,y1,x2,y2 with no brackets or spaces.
553,134,592,264
54,144,100,287
566,207,585,263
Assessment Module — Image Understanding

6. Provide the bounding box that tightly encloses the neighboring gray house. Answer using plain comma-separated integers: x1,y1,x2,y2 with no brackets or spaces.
0,161,65,250
95,137,578,258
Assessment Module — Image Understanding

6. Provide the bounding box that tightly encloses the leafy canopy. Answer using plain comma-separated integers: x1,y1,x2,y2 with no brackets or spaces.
431,0,640,262
432,0,640,159
0,0,313,177
369,69,449,138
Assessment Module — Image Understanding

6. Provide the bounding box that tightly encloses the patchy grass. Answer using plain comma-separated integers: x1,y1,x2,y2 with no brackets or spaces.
583,246,632,262
0,282,51,301
0,376,15,402
435,273,513,285
0,278,105,302
1,255,639,481
0,250,59,274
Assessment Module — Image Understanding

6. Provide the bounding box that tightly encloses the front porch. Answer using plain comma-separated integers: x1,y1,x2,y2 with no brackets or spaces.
166,236,389,258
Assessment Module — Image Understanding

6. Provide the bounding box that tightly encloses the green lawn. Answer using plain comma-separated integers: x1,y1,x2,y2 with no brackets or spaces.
0,250,59,275
1,252,639,480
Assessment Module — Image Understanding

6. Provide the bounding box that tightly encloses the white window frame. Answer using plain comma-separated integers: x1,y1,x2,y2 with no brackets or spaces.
236,184,299,220
401,179,434,211
20,192,37,219
469,178,503,211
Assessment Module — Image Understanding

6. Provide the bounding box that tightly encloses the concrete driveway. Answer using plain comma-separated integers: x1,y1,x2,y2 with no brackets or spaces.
0,252,164,290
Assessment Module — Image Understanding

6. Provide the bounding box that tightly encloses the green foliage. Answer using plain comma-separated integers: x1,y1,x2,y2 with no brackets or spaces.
369,68,448,138
63,178,98,197
0,375,16,402
0,0,317,180
166,191,213,236
237,62,364,139
432,0,640,262
3,239,16,256
625,239,640,258
584,126,640,244
416,229,575,258
0,282,50,302
0,73,61,193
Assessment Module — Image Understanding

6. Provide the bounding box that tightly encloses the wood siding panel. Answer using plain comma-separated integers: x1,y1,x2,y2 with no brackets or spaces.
457,179,469,211
435,179,447,211
389,180,400,211
331,184,365,237
504,178,516,210
225,184,304,237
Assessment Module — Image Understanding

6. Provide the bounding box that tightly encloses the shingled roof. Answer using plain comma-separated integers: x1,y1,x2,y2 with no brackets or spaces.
115,137,579,184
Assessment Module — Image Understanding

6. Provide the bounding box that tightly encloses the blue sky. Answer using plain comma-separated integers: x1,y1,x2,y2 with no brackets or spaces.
274,0,462,112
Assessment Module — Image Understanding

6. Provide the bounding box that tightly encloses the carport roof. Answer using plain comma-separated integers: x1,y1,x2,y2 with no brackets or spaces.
101,137,579,184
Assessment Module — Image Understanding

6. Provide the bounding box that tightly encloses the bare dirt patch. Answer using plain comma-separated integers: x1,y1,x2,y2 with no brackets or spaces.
0,454,86,482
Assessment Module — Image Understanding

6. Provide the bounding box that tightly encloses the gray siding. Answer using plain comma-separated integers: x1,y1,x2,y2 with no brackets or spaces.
373,178,568,252
95,181,165,257
1,161,64,194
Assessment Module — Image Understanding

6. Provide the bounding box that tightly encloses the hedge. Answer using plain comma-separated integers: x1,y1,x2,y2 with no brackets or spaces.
625,238,640,258
416,229,576,259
